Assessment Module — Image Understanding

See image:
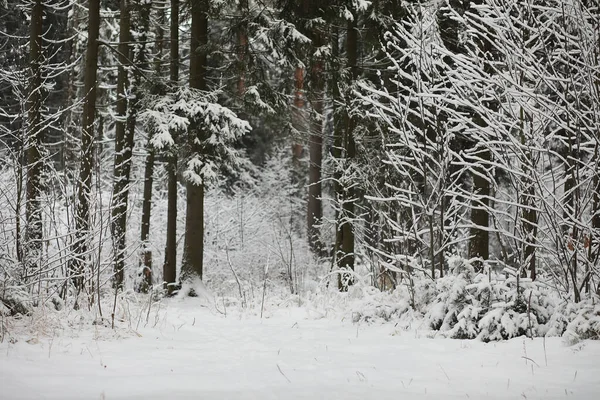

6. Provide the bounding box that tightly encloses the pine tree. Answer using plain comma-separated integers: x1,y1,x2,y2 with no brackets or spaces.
71,0,101,290
181,0,209,283
111,0,133,289
163,0,179,293
24,0,44,275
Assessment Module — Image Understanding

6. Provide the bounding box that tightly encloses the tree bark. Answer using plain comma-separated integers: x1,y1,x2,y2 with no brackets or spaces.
134,0,154,289
466,0,494,270
170,0,179,84
337,11,358,290
181,0,208,283
468,145,490,269
237,0,248,96
111,0,132,289
163,0,179,293
140,149,154,273
520,110,537,281
163,153,178,291
71,0,100,290
61,0,84,172
25,0,44,276
290,66,306,234
592,146,599,295
307,28,324,256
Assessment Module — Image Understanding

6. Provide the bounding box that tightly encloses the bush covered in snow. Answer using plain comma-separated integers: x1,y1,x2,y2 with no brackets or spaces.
560,302,600,343
347,257,599,342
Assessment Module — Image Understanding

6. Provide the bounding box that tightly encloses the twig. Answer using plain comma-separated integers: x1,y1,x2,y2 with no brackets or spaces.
439,364,450,380
111,284,118,330
225,245,246,308
145,294,153,326
260,255,270,319
521,356,539,367
527,290,533,339
97,40,152,83
276,364,291,383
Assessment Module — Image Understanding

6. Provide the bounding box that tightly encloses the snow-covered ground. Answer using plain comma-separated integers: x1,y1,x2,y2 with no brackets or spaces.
1,298,599,400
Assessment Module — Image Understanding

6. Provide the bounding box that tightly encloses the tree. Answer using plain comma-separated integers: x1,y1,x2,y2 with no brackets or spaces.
70,0,100,290
111,0,132,289
134,0,154,287
163,0,179,293
278,0,329,255
182,0,210,283
24,0,44,275
305,1,326,256
333,0,360,290
357,1,466,283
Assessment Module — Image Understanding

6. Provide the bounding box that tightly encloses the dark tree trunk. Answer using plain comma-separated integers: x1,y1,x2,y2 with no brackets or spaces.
163,0,179,293
164,153,178,291
290,66,306,234
592,146,600,261
134,0,153,289
71,0,100,290
562,133,580,301
592,147,599,295
592,22,600,295
42,2,69,164
307,31,324,256
61,1,84,172
154,3,166,77
521,173,537,280
237,0,248,96
140,149,155,269
181,0,208,283
25,0,44,276
169,0,179,85
466,1,495,270
111,0,132,289
468,145,490,269
520,111,537,281
337,12,358,291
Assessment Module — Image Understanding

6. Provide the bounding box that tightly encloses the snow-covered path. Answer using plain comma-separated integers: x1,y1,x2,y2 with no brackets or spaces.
1,299,599,400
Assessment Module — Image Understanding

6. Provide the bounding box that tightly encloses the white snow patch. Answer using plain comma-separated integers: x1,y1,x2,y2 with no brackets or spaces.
1,300,599,400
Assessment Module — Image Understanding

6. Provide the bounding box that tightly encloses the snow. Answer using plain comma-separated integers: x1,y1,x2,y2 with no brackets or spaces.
1,299,599,400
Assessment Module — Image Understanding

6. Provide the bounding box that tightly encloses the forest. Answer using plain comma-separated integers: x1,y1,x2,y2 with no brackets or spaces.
1,0,600,351
1,0,600,398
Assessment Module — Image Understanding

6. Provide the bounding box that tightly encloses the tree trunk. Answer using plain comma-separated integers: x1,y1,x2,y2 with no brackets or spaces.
563,134,580,301
25,0,44,276
181,0,208,283
522,174,537,280
237,0,248,96
337,12,358,290
468,145,490,269
71,0,100,290
133,0,153,289
307,32,324,255
592,147,599,295
61,0,84,172
111,0,131,289
592,146,600,261
290,66,306,234
592,19,600,295
520,110,537,281
163,0,179,293
466,1,494,271
164,153,178,291
170,0,179,85
140,149,154,272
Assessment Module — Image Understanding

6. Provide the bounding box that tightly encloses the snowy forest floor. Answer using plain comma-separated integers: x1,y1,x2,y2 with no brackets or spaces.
1,295,599,400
